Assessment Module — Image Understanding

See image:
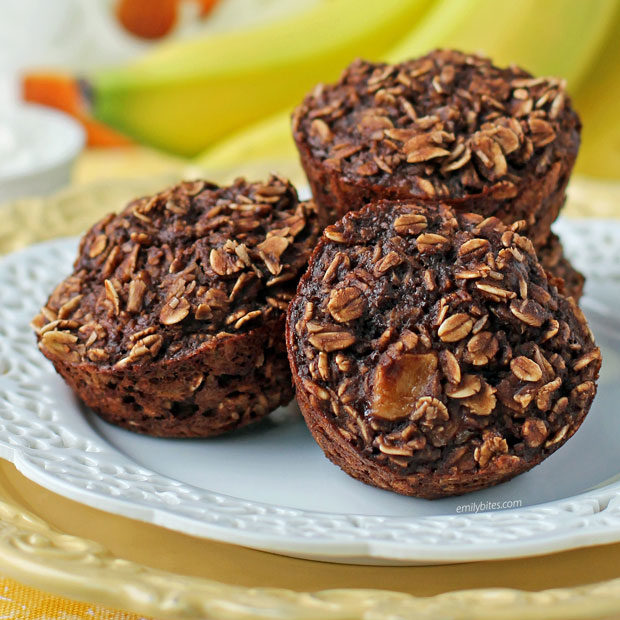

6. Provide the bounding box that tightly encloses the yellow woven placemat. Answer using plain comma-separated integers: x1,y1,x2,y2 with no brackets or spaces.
0,578,151,620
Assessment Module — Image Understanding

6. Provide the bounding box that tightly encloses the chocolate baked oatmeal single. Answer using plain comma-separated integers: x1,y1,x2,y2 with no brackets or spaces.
538,233,584,301
292,50,581,249
286,200,600,498
33,176,320,437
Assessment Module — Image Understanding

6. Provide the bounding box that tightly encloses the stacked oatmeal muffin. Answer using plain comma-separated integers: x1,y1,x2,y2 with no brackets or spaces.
292,49,584,299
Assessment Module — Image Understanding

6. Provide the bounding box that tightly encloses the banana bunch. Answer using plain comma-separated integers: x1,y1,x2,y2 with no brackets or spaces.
89,0,432,156
197,0,620,178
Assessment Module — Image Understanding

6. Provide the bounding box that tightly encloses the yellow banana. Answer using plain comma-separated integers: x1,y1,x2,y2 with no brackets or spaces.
198,0,618,177
572,2,620,177
387,0,618,91
198,109,302,185
90,0,433,156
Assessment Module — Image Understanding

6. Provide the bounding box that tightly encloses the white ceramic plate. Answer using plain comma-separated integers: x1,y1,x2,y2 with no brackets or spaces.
0,218,619,566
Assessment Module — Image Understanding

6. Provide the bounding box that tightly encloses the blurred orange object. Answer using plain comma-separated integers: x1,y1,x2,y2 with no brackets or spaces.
197,0,219,16
115,0,220,40
116,0,178,39
22,73,132,147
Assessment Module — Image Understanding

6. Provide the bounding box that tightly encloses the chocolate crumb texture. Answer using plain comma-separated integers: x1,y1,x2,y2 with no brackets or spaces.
538,233,584,301
293,50,581,249
286,200,600,498
33,175,321,437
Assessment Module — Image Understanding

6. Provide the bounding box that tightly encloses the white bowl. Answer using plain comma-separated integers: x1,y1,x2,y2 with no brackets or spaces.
0,103,85,202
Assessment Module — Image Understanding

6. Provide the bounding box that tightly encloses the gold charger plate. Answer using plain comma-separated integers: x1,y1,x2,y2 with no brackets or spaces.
0,176,619,619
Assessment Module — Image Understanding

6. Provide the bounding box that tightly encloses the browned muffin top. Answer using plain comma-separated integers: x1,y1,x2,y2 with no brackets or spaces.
34,176,320,368
293,50,580,199
288,201,599,476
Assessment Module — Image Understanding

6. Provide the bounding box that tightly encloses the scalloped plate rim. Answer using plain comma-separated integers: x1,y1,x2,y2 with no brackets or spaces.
0,225,619,565
6,452,619,565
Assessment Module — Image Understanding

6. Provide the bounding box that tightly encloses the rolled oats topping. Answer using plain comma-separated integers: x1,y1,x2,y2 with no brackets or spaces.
294,50,578,196
35,176,320,368
286,200,600,498
33,176,321,438
293,50,581,249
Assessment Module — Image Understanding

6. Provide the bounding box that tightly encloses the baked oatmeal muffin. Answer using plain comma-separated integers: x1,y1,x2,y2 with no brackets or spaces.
292,50,581,249
33,176,321,437
286,200,600,498
539,233,584,301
